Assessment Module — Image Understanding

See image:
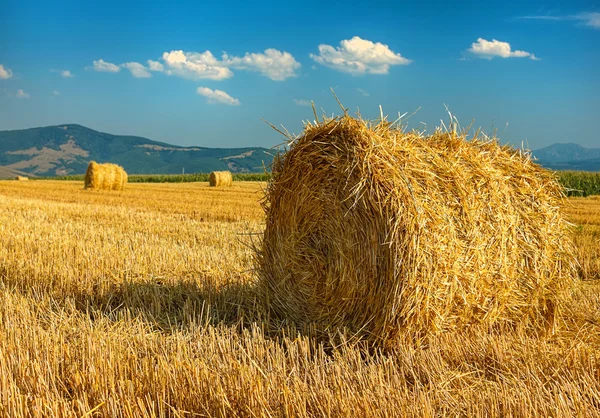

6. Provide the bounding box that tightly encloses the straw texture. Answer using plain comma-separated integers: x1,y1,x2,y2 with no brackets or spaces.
84,161,127,191
209,171,233,187
257,114,577,347
15,176,28,181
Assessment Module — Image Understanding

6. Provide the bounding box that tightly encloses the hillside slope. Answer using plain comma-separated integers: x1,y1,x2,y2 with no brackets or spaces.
0,124,273,176
532,143,600,171
0,166,29,179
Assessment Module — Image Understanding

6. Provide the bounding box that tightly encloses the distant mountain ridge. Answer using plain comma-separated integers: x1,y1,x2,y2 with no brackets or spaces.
532,143,600,171
0,125,598,178
0,124,273,177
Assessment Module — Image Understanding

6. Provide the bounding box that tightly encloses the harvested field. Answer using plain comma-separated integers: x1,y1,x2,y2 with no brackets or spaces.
0,180,598,417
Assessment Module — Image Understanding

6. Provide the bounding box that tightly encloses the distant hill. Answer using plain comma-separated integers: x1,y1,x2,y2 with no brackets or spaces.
1,125,598,176
532,143,600,171
0,124,273,177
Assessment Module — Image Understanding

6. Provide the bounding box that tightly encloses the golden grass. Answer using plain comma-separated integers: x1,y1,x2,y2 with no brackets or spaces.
561,196,600,281
259,115,576,346
0,180,599,417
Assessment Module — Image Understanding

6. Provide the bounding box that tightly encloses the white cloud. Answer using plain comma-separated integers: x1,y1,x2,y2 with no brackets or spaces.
310,36,411,75
519,12,600,29
518,15,563,21
92,59,121,73
357,88,370,97
53,90,60,96
162,50,233,80
293,99,311,107
575,12,600,28
121,62,152,78
51,69,74,78
147,60,164,72
223,49,300,81
469,38,538,60
16,89,30,99
155,48,301,81
0,64,13,79
196,87,240,105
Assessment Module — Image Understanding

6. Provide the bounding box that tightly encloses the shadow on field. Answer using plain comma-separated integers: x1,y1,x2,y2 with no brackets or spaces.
71,278,379,354
73,277,267,334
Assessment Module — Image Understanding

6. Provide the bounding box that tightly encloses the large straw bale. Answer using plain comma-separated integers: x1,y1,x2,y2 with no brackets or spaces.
257,114,577,347
209,171,233,187
84,161,128,191
15,176,29,181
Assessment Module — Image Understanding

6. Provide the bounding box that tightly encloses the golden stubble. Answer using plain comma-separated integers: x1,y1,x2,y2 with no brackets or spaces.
0,180,598,417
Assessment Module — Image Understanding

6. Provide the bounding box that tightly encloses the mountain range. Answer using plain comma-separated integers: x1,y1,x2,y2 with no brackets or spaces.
0,124,273,177
530,143,600,171
0,124,598,178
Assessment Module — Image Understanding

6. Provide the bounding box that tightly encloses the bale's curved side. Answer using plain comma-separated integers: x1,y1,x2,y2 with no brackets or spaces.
258,115,577,347
209,171,233,187
15,176,28,181
119,170,128,191
111,165,128,191
84,161,127,191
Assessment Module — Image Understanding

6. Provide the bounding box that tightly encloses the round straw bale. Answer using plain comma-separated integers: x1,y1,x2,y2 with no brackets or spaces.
257,115,576,347
15,176,29,181
84,161,128,191
209,171,233,187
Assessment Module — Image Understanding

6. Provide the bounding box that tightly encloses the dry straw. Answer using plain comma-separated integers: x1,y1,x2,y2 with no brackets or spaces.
84,161,128,191
209,171,233,187
257,112,577,348
15,176,28,181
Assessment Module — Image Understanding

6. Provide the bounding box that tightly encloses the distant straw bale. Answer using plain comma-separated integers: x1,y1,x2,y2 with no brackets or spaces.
15,176,28,181
257,114,577,348
209,171,233,187
84,161,127,191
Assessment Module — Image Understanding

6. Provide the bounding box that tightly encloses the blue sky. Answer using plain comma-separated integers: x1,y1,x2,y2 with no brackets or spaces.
0,0,599,149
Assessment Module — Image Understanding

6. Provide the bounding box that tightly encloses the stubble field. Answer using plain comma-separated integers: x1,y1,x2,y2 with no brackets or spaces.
0,180,599,417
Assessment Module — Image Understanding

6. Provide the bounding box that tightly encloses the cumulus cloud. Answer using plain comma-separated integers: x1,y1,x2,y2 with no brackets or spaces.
16,89,30,99
121,62,152,78
196,87,240,105
92,59,121,73
223,49,300,81
469,38,538,60
519,12,600,29
161,48,300,81
147,60,164,72
162,50,233,80
293,99,311,107
51,69,74,78
90,48,300,82
310,36,411,75
0,64,13,79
